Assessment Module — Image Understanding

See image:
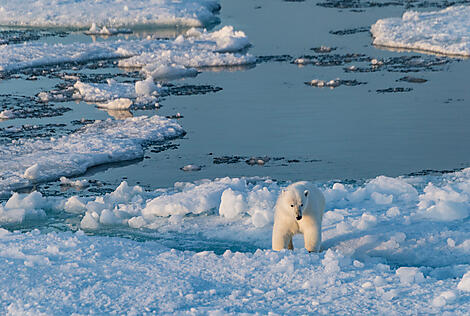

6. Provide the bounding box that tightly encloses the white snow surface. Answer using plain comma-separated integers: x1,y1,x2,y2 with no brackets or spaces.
0,26,254,76
2,169,470,313
0,115,183,197
0,0,221,29
371,5,470,57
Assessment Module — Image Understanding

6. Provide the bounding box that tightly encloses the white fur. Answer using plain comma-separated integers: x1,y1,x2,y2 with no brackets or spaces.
272,181,325,252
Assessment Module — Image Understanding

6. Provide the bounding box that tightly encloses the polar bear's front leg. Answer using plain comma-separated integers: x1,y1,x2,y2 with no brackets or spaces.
272,225,293,251
303,226,321,252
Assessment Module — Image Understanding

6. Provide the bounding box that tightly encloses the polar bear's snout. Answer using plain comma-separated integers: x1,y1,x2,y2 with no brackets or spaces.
295,207,302,220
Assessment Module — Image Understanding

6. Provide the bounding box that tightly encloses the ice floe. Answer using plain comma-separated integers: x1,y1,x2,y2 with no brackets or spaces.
0,26,254,78
371,5,470,57
0,0,221,29
0,115,183,197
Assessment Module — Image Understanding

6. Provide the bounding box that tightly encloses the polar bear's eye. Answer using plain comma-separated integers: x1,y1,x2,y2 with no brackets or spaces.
290,204,294,207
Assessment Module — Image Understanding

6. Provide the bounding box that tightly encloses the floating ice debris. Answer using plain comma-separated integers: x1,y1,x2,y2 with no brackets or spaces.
84,23,132,36
0,0,221,28
293,58,309,65
74,80,139,102
0,109,15,120
292,53,369,67
306,79,365,88
0,25,253,74
371,58,382,66
59,177,89,189
398,76,427,83
311,46,336,53
37,90,70,103
143,64,199,81
376,87,413,93
96,98,133,110
0,115,184,195
181,164,202,171
372,6,470,57
330,27,370,36
73,79,163,106
167,113,184,119
344,55,448,73
246,157,270,166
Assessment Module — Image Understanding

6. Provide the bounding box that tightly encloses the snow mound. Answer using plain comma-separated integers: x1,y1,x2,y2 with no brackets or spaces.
0,0,221,29
0,115,183,196
371,6,470,57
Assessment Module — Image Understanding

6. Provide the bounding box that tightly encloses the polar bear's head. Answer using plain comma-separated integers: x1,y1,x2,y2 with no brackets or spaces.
281,187,309,221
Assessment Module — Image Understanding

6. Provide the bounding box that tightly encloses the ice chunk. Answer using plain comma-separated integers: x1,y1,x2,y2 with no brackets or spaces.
145,64,199,80
84,23,132,36
396,267,424,285
74,80,139,103
422,201,469,222
458,271,470,291
60,177,89,189
64,196,87,214
372,6,470,57
219,188,246,219
0,109,15,120
181,165,202,172
97,98,133,110
135,77,158,97
0,192,46,224
23,163,40,180
432,291,457,307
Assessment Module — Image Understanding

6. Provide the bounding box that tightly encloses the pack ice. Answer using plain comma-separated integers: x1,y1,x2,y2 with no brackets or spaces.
0,115,183,197
1,168,470,313
0,0,221,28
372,5,470,57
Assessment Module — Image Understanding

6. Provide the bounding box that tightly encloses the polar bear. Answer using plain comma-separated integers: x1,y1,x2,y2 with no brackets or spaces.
272,181,325,252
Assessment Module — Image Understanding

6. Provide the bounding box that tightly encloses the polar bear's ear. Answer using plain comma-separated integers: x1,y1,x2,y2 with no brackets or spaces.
304,190,309,197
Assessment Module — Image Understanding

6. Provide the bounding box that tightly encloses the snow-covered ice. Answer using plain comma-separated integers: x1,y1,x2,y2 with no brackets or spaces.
0,115,183,197
2,167,470,313
1,166,470,312
371,5,470,57
0,26,254,77
0,0,221,29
